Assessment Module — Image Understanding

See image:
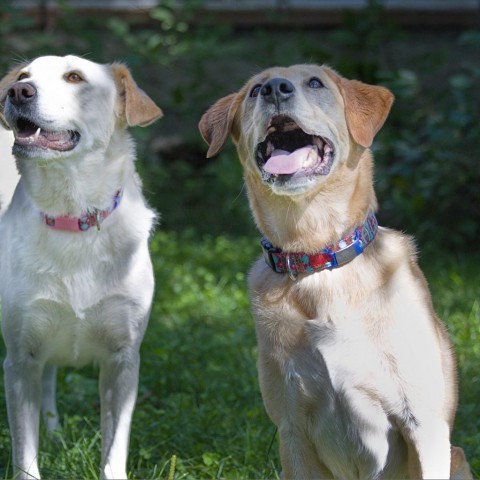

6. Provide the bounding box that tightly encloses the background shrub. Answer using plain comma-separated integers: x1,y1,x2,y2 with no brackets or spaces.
1,1,478,249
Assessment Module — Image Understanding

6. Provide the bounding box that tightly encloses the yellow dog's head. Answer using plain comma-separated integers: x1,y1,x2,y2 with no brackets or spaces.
200,64,393,197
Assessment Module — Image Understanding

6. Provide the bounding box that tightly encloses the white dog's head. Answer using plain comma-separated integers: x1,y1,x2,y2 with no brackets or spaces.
0,55,162,161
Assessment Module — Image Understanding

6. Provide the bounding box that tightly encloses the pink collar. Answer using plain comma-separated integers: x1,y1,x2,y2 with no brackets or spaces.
43,189,123,232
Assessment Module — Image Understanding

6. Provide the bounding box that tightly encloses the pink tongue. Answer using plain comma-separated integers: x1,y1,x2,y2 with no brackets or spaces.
263,146,315,175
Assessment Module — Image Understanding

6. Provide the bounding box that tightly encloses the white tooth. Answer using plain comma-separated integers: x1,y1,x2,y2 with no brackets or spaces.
34,127,41,141
303,148,317,168
266,141,274,157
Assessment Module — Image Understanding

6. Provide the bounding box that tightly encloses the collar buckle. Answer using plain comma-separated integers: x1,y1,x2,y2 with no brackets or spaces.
326,232,364,270
261,237,281,272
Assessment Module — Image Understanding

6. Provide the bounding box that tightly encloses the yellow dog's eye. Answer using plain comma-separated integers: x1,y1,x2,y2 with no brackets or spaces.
65,72,84,83
250,84,262,98
308,77,324,89
17,72,29,81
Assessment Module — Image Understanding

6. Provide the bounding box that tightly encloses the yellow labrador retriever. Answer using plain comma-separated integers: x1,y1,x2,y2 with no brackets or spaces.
199,64,472,479
0,55,161,479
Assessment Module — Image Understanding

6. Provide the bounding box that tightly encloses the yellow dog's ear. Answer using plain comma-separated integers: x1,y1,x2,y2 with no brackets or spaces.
199,93,239,158
333,73,394,148
111,63,163,127
0,64,27,130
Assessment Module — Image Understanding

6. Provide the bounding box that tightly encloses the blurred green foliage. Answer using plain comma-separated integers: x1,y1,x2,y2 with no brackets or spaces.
376,30,480,249
0,1,478,249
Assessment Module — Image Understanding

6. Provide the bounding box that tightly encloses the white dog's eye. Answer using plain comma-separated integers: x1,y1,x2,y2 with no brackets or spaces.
17,72,29,81
250,84,262,98
308,77,324,89
65,72,84,84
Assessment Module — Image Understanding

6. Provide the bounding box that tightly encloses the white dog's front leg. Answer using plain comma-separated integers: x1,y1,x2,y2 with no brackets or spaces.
41,365,60,432
99,349,140,480
4,356,43,479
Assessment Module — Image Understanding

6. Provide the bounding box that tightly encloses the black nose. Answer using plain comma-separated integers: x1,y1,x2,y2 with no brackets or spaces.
261,78,295,105
7,82,37,106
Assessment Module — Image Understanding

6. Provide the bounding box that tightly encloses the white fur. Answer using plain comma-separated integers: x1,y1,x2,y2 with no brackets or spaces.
0,127,19,209
0,55,159,479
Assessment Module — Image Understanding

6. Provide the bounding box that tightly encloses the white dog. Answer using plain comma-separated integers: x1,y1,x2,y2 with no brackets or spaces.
0,55,162,479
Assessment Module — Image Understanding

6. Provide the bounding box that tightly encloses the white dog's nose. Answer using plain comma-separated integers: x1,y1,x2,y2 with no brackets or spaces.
8,82,37,105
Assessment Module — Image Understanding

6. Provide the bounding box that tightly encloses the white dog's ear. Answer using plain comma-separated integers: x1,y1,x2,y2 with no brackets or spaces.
338,78,394,148
111,63,163,127
0,64,26,130
198,93,240,158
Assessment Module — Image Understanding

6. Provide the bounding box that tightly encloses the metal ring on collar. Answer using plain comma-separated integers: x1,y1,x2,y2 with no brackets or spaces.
285,253,298,281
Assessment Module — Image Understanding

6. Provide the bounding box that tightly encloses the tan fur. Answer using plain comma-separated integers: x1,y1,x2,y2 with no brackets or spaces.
110,63,163,127
200,64,471,479
0,64,27,128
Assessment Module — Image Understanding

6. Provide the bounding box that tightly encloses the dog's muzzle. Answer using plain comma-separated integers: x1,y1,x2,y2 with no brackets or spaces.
12,116,80,152
256,115,334,183
5,81,80,153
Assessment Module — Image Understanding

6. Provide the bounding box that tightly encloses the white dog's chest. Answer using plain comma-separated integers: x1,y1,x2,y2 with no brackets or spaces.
1,213,154,367
30,300,111,366
4,265,151,367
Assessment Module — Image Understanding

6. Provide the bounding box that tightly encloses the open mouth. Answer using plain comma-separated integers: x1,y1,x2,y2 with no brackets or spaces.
13,117,80,152
256,115,334,183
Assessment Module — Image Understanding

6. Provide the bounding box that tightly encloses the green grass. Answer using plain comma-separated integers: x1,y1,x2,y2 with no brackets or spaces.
420,252,480,476
0,232,478,478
